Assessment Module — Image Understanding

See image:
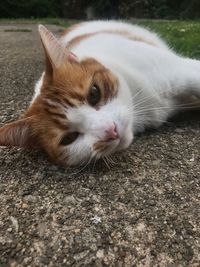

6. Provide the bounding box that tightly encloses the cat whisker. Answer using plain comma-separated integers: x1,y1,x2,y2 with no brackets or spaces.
106,154,116,165
131,88,196,109
131,88,145,101
71,155,93,175
131,92,160,108
133,104,195,114
131,93,200,111
103,156,111,169
92,156,98,172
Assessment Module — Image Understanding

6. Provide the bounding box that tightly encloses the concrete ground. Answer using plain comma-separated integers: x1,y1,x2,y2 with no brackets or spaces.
0,23,200,267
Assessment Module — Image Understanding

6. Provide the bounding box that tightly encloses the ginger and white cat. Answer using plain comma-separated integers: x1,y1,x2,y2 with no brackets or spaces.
1,21,200,166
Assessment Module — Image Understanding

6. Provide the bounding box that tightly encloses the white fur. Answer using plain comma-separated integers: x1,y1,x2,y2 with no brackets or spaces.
32,72,44,102
60,21,200,130
60,20,169,50
33,21,200,165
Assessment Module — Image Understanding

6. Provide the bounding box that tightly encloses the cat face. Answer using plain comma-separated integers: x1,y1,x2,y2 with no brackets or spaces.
0,25,133,166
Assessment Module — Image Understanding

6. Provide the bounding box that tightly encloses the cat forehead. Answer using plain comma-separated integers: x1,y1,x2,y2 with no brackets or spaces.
52,58,118,89
52,58,109,82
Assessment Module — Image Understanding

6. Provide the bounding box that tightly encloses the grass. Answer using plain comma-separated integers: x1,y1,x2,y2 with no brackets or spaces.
134,20,200,58
1,18,200,58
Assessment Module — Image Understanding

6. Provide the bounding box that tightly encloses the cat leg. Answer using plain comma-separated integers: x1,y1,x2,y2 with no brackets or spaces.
168,57,200,109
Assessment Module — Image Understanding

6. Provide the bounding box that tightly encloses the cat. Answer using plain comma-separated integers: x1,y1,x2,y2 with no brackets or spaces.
1,20,200,166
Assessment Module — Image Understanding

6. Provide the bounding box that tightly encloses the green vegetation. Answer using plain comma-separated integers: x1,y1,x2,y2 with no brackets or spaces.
0,0,200,19
4,28,32,32
135,20,200,58
119,0,200,20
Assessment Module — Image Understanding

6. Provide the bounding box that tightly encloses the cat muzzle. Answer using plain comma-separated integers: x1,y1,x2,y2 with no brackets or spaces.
104,122,119,141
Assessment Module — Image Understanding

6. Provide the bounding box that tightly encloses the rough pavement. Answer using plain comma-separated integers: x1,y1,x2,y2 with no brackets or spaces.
0,23,200,267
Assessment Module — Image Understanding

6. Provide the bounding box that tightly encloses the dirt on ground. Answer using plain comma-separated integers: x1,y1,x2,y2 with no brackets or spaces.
0,23,200,267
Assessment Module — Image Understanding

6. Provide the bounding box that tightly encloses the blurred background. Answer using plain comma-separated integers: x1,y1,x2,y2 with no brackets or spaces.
0,0,200,20
1,0,200,59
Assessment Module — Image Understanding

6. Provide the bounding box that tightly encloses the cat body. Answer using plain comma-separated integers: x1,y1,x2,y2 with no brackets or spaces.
1,21,200,166
34,21,174,133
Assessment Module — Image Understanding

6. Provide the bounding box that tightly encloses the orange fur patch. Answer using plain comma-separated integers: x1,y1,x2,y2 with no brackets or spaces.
65,29,157,50
93,140,108,153
61,23,84,37
0,117,37,147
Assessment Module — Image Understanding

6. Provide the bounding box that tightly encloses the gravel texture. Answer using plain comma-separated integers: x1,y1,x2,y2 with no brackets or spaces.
0,23,200,267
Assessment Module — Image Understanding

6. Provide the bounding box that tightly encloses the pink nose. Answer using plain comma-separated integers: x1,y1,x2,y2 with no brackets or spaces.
104,123,119,141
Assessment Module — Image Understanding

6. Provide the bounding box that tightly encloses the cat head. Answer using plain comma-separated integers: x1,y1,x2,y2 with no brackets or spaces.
0,25,133,166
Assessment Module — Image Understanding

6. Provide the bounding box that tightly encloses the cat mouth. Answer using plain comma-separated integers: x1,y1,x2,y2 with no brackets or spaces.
93,138,120,156
117,137,127,150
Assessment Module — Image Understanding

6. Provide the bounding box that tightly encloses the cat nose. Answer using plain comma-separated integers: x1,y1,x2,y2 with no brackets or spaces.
104,122,119,141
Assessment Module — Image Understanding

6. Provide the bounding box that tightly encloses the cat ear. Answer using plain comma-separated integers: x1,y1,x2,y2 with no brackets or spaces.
38,25,78,75
0,117,37,148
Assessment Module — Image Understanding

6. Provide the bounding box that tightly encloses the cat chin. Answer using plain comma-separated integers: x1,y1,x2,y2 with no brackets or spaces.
117,132,133,152
113,120,133,151
63,139,120,167
98,130,133,158
53,133,133,167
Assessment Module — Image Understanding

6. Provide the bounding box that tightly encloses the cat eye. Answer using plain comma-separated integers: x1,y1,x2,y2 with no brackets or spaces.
88,84,101,106
60,132,79,146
